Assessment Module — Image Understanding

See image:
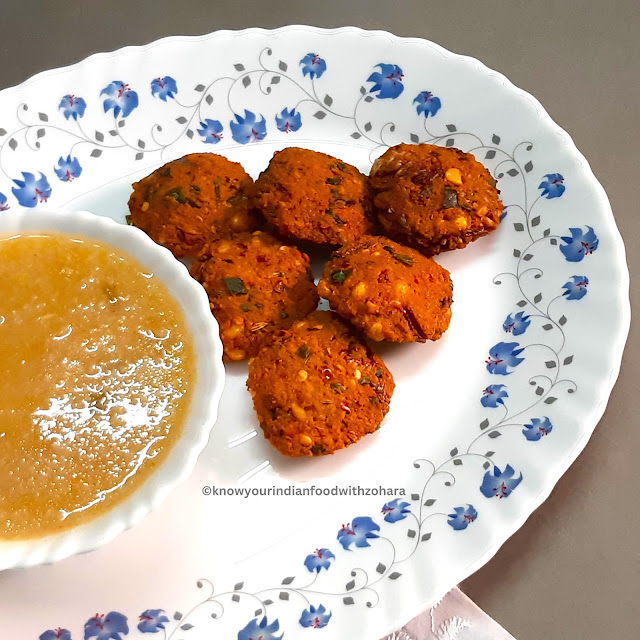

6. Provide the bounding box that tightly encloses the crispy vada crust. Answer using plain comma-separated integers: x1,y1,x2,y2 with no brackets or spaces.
247,311,394,456
252,147,375,245
128,153,258,258
318,236,452,342
191,231,319,361
369,143,502,255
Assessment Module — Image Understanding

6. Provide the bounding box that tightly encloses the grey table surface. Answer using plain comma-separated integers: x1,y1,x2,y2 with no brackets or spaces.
2,1,638,638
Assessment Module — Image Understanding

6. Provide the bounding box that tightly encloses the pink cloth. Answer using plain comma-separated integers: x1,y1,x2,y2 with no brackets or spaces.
383,588,516,640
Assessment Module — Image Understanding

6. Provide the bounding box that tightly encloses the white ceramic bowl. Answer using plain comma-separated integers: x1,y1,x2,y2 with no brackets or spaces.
0,209,225,570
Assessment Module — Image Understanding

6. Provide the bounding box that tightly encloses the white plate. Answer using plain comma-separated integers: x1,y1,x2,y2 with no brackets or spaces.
0,26,629,640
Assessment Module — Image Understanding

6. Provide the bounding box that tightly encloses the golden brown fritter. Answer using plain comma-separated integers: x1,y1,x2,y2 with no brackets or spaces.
247,311,394,457
128,153,258,258
252,147,375,245
318,236,452,342
191,231,319,361
369,143,503,255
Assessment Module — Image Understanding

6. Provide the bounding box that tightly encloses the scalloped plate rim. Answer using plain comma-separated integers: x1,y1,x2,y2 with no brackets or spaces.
0,26,630,640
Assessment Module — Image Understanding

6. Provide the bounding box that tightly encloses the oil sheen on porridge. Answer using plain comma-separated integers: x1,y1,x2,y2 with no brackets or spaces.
0,232,196,540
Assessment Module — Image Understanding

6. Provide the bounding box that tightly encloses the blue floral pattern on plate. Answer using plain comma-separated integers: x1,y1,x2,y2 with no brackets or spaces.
367,63,405,99
230,110,267,144
447,505,477,530
303,548,335,573
414,91,441,118
481,384,508,408
197,119,224,144
11,172,51,207
84,612,128,640
562,275,589,300
538,173,565,199
238,616,283,640
560,226,599,262
150,76,177,101
485,342,525,375
275,107,302,133
300,53,326,79
299,604,332,629
39,630,72,640
503,311,531,336
54,155,82,182
480,465,523,499
337,516,380,550
58,94,87,120
9,33,615,640
137,609,170,633
100,81,139,118
381,498,411,523
522,417,553,441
